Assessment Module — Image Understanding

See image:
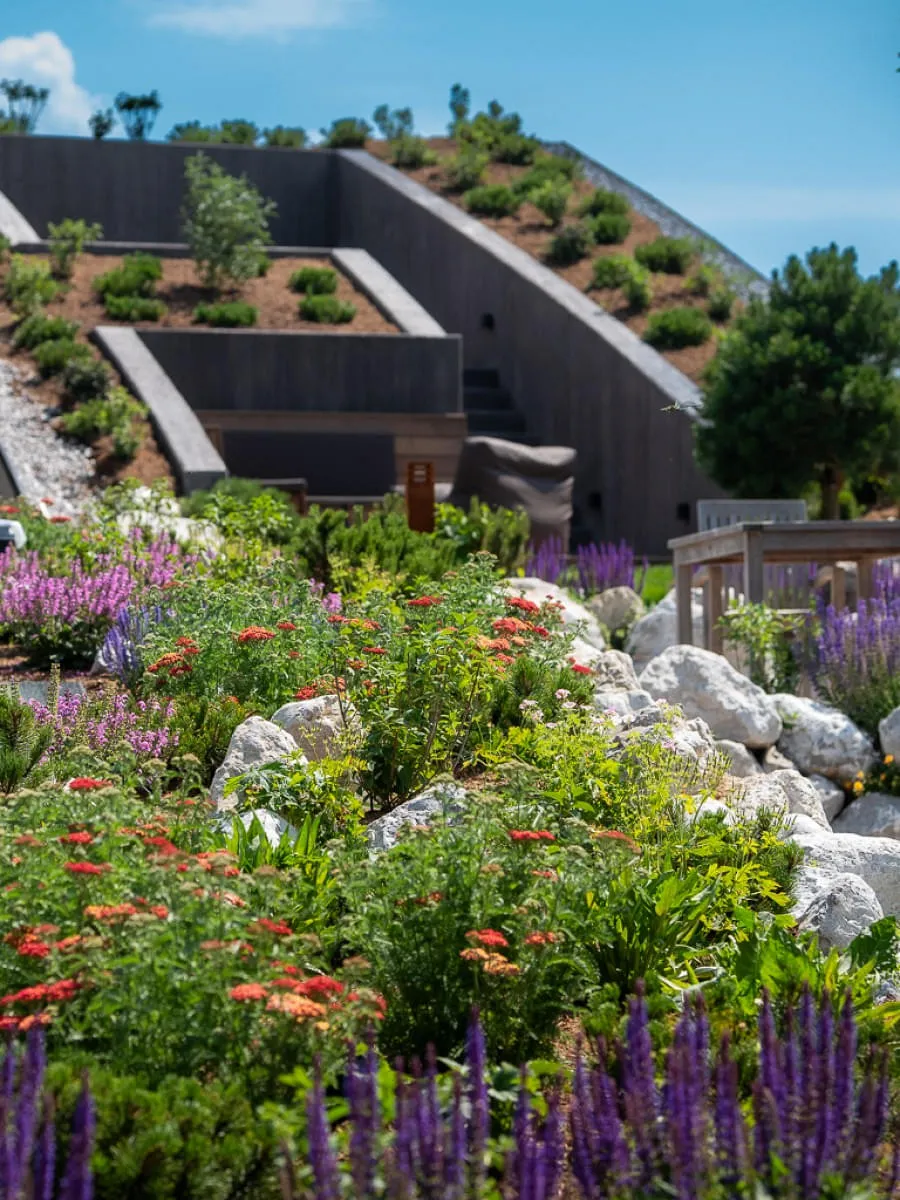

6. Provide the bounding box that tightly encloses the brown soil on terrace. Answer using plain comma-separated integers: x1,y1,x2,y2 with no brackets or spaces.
50,254,397,334
0,302,174,491
366,137,736,383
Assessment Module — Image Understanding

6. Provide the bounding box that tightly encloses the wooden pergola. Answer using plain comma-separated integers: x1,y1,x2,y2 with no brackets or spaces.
668,521,900,654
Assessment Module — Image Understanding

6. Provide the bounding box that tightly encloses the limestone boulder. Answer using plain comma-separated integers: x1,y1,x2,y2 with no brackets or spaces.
216,808,299,848
592,649,641,692
367,781,468,853
270,694,360,760
791,829,900,916
808,774,846,824
833,793,900,839
639,645,782,748
594,689,655,718
773,695,877,783
791,866,884,950
715,739,762,778
625,588,704,670
587,587,645,634
878,705,900,760
210,716,301,812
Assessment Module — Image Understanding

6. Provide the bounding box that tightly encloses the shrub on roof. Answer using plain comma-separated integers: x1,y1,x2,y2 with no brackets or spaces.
299,294,356,324
546,223,592,266
463,184,520,218
588,212,632,245
193,301,258,328
635,235,695,274
4,255,58,315
262,125,306,148
93,253,163,299
104,294,168,322
33,337,94,378
591,254,637,290
708,287,736,322
320,117,371,148
63,356,112,405
288,266,338,295
443,146,489,192
182,154,277,291
12,313,79,350
643,306,712,349
529,179,572,227
578,188,630,218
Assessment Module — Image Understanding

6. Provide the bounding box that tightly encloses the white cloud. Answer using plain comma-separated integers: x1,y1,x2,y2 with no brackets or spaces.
148,0,369,38
0,31,102,135
657,182,900,224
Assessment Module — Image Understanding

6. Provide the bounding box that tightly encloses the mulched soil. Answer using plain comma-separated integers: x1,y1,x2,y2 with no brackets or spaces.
366,137,737,383
51,254,398,335
0,644,107,690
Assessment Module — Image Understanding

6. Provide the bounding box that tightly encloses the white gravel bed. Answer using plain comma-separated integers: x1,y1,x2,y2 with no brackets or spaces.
0,358,97,515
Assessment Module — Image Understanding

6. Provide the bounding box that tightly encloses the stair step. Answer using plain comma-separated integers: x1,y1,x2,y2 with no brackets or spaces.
463,367,501,389
462,386,515,412
466,409,528,435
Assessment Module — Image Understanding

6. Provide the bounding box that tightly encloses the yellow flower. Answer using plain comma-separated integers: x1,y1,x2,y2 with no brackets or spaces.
853,781,864,794
885,755,895,765
856,771,864,779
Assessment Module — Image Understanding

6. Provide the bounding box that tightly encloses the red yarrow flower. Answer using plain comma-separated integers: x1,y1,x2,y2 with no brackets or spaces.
249,917,292,937
276,621,297,631
17,940,51,958
66,779,110,792
506,596,540,615
466,929,509,948
524,931,559,946
294,686,318,702
236,626,276,644
493,617,528,635
230,983,269,1002
59,832,93,845
361,646,386,656
64,862,106,876
295,976,345,998
569,662,593,676
49,515,71,524
407,595,442,607
508,830,555,843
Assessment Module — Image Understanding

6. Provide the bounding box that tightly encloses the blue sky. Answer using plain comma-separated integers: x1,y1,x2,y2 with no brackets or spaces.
1,0,898,276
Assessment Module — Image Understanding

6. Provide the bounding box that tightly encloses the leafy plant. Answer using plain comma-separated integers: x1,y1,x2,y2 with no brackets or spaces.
529,179,571,227
448,82,471,134
457,100,539,165
718,603,807,694
192,300,258,327
591,254,637,290
588,211,631,245
89,108,115,139
708,286,735,321
262,125,306,148
33,338,93,378
166,121,219,144
288,266,337,295
104,294,167,322
546,223,592,266
93,253,162,299
4,255,59,315
114,91,162,140
225,760,364,843
0,79,49,134
47,217,103,280
181,154,277,291
685,262,718,296
462,184,520,218
0,685,53,794
62,356,112,404
643,306,712,349
320,118,371,148
634,235,695,274
299,294,355,324
578,188,630,218
623,265,652,311
219,118,260,145
59,386,145,454
443,146,488,192
390,133,436,169
12,313,79,350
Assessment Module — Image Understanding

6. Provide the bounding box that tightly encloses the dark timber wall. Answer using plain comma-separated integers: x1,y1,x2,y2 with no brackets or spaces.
138,330,462,416
0,135,336,244
336,150,721,555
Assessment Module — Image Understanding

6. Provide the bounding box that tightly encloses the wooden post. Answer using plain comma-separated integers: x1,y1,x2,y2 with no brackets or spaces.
675,557,694,645
857,558,875,603
406,461,435,533
707,564,725,655
831,565,846,611
743,529,764,604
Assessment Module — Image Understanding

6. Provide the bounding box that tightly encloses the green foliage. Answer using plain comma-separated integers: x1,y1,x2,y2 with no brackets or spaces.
0,234,9,263
320,117,371,148
708,286,736,321
718,603,807,694
219,118,260,145
4,255,59,315
588,211,632,245
298,294,355,324
462,184,520,218
442,145,488,192
62,355,112,404
0,685,53,794
685,262,718,296
114,91,161,140
93,252,162,298
59,386,145,460
512,155,579,199
456,99,540,165
104,294,167,321
529,179,571,227
225,758,365,842
372,103,412,141
591,253,638,290
47,217,103,280
546,222,592,266
33,337,94,378
181,478,301,544
192,300,258,327
89,108,115,140
166,121,219,144
48,1062,281,1200
12,312,79,350
697,245,900,518
448,83,471,134
634,235,696,274
643,306,713,349
181,153,277,290
433,498,529,570
168,118,263,146
623,265,653,311
390,133,436,169
288,265,337,295
578,188,630,218
0,79,49,134
262,125,306,148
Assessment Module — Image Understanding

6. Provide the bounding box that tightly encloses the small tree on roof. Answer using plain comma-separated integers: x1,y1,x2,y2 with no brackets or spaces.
0,79,49,134
115,91,162,140
695,244,900,519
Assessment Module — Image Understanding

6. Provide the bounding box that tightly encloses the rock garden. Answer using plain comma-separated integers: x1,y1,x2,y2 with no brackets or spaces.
1,481,900,1197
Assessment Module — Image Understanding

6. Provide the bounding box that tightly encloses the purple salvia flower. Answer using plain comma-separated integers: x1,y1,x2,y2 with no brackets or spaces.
58,1071,95,1200
714,1034,746,1189
305,1062,339,1200
465,1011,489,1191
831,991,857,1171
443,1073,466,1200
622,983,660,1188
33,1094,56,1200
10,1023,46,1197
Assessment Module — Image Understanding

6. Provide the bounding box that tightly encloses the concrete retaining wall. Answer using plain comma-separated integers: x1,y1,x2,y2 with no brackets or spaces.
336,149,722,555
137,329,462,416
0,135,335,245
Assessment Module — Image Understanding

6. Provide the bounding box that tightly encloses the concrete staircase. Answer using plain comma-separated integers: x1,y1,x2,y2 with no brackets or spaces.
462,369,535,444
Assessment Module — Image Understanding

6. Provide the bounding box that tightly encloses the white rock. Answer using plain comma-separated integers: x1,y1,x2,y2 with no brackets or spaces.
878,706,900,759
791,866,884,950
808,775,846,824
791,829,900,916
367,781,468,853
683,797,737,826
833,794,900,839
625,588,705,670
715,739,762,778
592,649,640,692
773,695,877,783
567,636,606,669
768,769,831,830
270,694,360,760
639,645,782,748
502,578,606,648
730,770,829,829
594,689,655,717
782,813,829,838
210,716,300,811
762,746,795,773
216,808,299,847
586,587,645,633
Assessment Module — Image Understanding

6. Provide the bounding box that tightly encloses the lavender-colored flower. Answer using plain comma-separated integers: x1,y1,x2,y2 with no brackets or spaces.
305,1062,340,1200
